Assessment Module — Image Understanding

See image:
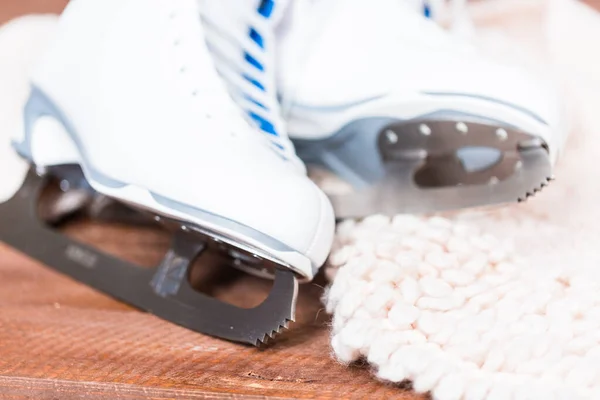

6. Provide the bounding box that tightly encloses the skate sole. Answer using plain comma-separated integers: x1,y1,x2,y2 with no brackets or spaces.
293,116,553,218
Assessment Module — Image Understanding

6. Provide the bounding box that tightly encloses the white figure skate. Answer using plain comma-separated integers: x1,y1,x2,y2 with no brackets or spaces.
0,0,335,345
276,0,566,218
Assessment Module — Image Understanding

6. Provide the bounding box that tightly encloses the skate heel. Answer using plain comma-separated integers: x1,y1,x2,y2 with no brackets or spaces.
18,86,81,168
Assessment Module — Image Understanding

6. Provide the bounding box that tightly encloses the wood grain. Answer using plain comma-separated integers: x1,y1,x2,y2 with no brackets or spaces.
0,220,422,399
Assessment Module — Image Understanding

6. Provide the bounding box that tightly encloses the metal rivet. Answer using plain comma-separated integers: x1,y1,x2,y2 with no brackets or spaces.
489,176,499,185
154,216,161,222
59,180,70,192
385,130,398,144
514,161,523,171
35,166,47,177
456,122,468,134
496,128,508,141
181,226,188,232
419,124,432,136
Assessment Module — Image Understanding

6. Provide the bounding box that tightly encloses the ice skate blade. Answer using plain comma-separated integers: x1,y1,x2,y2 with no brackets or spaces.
298,118,553,218
327,148,552,218
0,168,297,346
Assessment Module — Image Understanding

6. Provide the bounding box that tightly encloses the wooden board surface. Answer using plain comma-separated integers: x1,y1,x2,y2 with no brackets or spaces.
0,219,421,399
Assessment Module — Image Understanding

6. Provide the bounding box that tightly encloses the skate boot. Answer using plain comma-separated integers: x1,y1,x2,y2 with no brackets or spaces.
276,0,567,218
0,0,335,345
0,15,143,226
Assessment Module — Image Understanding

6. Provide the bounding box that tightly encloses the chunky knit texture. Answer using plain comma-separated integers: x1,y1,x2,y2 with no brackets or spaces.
324,1,600,398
